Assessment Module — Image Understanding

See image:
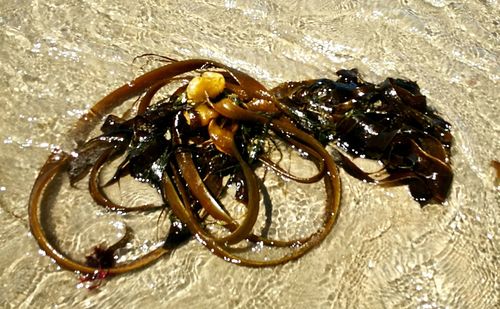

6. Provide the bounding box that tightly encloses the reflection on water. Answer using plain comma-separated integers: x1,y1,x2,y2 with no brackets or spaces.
0,0,498,308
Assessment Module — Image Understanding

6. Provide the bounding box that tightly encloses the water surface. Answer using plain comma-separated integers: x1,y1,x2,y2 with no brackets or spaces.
0,0,498,308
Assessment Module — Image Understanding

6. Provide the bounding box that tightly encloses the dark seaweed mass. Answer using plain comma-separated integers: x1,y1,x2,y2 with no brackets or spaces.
272,69,453,203
29,58,453,281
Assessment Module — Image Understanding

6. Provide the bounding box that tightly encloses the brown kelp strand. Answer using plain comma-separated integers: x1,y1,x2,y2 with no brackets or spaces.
492,160,500,187
29,58,452,280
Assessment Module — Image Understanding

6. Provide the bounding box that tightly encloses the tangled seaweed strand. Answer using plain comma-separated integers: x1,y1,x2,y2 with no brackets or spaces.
28,58,452,279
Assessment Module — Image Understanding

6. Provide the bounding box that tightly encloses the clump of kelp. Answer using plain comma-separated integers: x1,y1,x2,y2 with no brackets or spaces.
28,58,453,281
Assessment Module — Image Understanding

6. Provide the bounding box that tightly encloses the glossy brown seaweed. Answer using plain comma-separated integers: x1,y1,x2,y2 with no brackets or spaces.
28,58,452,280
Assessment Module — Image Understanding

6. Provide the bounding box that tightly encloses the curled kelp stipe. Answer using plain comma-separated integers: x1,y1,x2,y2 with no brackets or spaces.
29,57,452,282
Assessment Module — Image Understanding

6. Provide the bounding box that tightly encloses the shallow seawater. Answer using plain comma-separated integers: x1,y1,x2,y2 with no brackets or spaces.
0,0,498,308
